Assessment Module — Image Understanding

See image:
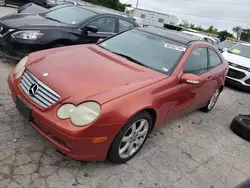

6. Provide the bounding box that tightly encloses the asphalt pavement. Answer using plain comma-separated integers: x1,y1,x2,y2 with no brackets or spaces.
1,6,250,188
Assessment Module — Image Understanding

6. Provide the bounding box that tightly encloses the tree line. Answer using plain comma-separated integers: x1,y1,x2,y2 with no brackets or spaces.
179,21,250,42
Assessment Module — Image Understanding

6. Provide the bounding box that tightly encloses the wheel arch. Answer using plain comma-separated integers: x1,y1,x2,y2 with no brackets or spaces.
126,107,158,132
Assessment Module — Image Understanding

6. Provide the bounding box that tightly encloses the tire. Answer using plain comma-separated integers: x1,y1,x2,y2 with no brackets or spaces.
0,0,6,6
201,88,221,112
231,115,250,142
108,111,152,164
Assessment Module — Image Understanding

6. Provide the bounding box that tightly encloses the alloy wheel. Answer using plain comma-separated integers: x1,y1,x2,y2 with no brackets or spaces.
119,119,149,159
208,89,220,110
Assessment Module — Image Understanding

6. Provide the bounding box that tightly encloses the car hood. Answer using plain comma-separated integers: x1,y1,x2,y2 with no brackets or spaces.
26,45,166,105
0,13,67,29
222,51,250,68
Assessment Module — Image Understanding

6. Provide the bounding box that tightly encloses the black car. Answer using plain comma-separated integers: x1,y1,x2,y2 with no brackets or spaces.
0,5,139,60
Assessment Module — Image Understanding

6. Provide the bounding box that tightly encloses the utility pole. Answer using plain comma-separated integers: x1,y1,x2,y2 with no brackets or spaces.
136,0,139,8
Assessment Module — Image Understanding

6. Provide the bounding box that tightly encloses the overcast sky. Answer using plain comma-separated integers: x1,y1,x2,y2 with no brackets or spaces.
120,0,250,32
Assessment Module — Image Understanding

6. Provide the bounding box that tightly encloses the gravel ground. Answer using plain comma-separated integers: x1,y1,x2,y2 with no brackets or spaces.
1,6,250,188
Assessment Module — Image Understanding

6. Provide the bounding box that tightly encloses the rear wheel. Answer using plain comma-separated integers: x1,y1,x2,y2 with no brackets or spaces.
0,0,6,6
108,111,152,164
201,88,221,112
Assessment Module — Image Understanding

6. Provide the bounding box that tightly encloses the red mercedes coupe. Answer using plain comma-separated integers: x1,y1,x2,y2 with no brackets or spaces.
8,27,228,163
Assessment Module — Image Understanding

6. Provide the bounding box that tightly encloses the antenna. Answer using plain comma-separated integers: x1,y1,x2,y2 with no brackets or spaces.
136,0,139,8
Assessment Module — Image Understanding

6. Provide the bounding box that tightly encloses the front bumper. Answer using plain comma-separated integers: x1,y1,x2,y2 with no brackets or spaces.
7,69,121,161
226,66,250,90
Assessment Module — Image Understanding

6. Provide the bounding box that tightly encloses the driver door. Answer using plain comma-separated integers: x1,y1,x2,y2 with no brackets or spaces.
80,16,117,44
178,47,213,115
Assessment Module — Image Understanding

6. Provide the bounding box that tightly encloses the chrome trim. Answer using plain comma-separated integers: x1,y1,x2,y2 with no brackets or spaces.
20,71,60,108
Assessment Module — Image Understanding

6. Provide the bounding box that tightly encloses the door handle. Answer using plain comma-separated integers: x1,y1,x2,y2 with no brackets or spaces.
207,76,213,80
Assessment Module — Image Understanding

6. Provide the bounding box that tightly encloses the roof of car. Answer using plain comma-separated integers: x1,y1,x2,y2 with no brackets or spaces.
136,27,200,44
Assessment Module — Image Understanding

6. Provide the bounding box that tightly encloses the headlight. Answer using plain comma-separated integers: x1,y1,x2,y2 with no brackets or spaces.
12,31,44,40
57,102,101,127
15,56,28,79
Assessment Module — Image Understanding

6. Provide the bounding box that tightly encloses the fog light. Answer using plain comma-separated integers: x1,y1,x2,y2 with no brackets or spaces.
92,137,108,143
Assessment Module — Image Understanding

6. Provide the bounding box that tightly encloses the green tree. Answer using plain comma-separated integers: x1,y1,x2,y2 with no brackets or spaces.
182,20,190,27
232,26,242,40
240,29,250,41
189,23,195,28
207,26,214,33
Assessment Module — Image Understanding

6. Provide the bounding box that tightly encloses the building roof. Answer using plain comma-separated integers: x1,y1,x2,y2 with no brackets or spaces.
137,27,200,44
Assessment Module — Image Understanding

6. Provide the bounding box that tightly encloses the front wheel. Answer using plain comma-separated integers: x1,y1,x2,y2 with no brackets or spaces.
201,88,221,112
0,0,6,6
108,111,152,164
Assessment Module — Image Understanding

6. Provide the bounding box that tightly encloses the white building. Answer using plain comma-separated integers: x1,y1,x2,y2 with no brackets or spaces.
125,7,179,27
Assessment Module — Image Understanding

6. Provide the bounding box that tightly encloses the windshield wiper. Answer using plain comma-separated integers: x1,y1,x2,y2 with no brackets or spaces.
44,16,62,23
112,52,148,68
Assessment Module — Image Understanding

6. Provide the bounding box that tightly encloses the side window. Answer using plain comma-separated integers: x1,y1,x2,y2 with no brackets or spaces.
208,49,222,69
118,19,135,32
87,17,116,33
184,48,208,75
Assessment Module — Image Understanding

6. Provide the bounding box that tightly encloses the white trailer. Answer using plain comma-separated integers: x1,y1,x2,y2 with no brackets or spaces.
125,7,179,27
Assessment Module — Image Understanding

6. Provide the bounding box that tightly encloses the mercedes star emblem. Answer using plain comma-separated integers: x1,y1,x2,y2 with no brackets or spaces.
29,83,39,95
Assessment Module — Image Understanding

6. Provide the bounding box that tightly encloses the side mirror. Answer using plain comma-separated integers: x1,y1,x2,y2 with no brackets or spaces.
83,25,98,33
222,48,228,52
181,73,200,84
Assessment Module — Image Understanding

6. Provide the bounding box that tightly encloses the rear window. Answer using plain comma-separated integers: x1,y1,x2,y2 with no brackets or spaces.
99,29,186,75
42,7,97,25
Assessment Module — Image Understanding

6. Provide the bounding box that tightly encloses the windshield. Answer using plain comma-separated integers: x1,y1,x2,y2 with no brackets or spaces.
98,29,186,75
228,44,250,59
219,40,237,49
42,7,97,25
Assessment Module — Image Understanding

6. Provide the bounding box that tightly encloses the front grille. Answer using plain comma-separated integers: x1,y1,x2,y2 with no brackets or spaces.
20,71,60,108
246,79,250,85
227,68,246,79
228,62,250,72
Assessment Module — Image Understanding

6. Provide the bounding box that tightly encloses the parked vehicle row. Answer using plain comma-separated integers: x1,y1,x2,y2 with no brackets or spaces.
1,2,249,163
